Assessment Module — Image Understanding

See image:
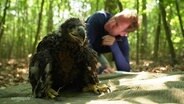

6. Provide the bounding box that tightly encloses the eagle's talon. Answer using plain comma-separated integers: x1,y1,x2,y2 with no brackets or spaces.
107,87,111,92
96,89,101,94
95,84,110,94
46,88,59,99
83,84,110,94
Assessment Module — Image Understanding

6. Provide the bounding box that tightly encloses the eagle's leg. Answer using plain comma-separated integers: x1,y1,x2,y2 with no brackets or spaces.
44,63,59,99
33,80,58,98
42,63,59,99
30,62,59,99
83,83,110,94
82,67,110,94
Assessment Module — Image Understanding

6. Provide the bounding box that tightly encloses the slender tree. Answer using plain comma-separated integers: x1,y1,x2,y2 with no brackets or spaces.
95,0,99,11
175,0,184,38
136,0,140,64
32,0,45,54
140,0,148,59
117,0,123,11
104,0,122,14
46,0,54,34
159,0,177,65
0,0,10,44
153,12,161,61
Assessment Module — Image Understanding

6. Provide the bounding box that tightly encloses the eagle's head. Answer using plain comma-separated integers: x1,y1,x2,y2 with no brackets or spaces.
58,18,87,46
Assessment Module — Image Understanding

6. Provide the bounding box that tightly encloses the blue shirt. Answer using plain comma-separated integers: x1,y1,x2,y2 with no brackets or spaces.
86,11,131,72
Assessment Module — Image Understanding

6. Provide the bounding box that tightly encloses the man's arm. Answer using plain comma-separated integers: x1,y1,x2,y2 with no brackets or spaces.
110,41,130,72
86,12,110,53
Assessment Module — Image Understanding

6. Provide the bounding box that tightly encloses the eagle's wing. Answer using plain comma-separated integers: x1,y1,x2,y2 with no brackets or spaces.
36,33,57,52
29,32,61,98
29,50,50,97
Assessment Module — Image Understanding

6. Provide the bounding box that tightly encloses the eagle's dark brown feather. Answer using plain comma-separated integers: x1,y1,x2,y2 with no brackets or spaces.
29,18,109,99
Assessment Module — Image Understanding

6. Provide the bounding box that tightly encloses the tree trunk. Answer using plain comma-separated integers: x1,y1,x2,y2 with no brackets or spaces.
136,0,140,65
159,0,177,65
140,0,148,59
117,0,123,11
0,0,10,44
153,13,161,61
46,0,54,34
95,0,99,11
175,0,184,38
104,0,122,14
32,0,45,54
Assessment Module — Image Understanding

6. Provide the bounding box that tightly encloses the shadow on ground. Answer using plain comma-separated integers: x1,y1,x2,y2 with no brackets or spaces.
0,71,184,104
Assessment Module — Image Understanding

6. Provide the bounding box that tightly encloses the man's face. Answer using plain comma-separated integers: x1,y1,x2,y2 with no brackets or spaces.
105,16,132,36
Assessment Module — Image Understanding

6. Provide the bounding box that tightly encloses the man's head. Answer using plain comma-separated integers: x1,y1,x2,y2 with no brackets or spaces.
104,9,139,36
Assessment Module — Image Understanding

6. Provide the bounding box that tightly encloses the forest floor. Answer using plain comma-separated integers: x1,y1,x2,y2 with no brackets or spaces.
0,58,184,89
0,58,184,104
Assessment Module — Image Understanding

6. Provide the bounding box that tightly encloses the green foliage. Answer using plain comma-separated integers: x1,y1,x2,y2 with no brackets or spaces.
0,0,183,64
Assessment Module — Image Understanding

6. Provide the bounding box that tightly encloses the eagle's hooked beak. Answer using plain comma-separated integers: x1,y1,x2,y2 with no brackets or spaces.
77,26,87,41
78,26,87,46
69,26,87,46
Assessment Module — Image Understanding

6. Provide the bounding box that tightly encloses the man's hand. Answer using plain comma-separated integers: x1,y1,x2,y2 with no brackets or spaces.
102,67,115,74
102,35,115,46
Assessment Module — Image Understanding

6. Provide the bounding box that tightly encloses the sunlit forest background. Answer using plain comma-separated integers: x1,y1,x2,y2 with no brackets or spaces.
0,0,184,87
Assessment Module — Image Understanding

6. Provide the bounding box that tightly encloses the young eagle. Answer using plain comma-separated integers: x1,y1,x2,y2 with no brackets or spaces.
29,18,109,99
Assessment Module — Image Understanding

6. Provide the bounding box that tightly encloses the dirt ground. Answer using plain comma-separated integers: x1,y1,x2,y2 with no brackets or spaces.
0,71,184,104
0,59,184,104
